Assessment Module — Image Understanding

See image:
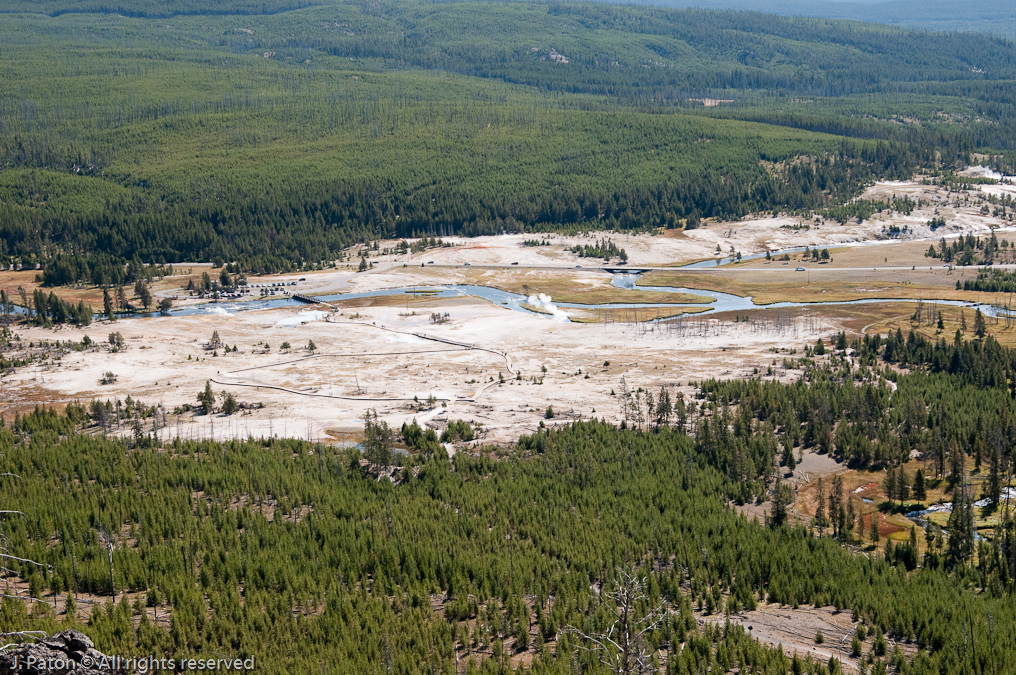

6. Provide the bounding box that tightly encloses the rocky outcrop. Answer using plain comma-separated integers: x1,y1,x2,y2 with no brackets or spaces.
0,630,122,674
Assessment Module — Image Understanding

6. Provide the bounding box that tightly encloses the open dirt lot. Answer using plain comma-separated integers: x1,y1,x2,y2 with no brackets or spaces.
699,602,918,672
3,296,841,445
700,604,862,670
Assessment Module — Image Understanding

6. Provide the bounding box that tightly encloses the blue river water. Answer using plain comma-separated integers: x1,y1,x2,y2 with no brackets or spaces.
156,274,991,324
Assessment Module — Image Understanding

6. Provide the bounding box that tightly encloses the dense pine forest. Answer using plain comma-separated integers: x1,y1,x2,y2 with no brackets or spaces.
3,0,1016,278
632,0,1016,39
0,329,1014,673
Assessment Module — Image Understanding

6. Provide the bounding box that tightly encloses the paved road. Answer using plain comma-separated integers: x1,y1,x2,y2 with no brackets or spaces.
385,261,1006,274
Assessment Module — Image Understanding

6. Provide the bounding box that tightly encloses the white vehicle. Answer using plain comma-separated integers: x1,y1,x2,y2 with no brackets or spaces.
796,266,806,271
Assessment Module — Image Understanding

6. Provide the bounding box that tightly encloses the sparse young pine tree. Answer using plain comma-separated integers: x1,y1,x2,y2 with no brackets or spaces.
913,468,926,502
103,289,115,320
198,380,215,415
949,441,965,485
363,408,394,466
656,386,671,428
815,477,827,528
830,475,844,537
987,447,1002,506
138,282,153,311
883,466,896,506
896,468,910,504
974,308,987,338
782,439,796,471
222,392,238,416
845,497,856,541
946,495,975,567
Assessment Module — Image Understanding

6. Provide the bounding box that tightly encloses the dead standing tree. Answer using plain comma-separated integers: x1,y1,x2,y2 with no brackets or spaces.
565,567,667,675
97,529,116,600
363,409,395,469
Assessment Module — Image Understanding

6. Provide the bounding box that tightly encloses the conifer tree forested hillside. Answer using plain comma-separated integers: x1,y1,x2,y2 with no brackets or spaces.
622,0,1016,40
2,0,1016,279
2,331,1016,673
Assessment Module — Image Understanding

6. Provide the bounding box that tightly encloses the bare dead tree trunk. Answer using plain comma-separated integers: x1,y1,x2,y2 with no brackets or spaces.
565,566,666,675
98,530,115,600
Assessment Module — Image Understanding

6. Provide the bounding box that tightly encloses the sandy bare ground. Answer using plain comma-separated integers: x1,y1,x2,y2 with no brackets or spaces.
3,295,836,444
700,605,865,671
736,449,847,521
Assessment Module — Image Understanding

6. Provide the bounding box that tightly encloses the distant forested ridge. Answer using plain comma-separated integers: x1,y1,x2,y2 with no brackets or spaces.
0,0,320,18
2,0,1016,279
629,0,1016,39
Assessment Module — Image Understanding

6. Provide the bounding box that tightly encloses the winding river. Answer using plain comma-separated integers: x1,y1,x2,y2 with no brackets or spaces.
160,274,992,323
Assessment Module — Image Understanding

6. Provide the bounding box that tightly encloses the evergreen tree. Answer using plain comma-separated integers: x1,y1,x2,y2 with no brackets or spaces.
782,440,796,471
222,392,238,416
363,409,394,466
913,468,926,502
103,289,115,321
974,309,987,338
987,447,1002,507
815,477,827,528
883,466,897,506
946,496,975,567
896,468,910,504
845,497,856,541
830,475,844,537
198,381,215,415
770,483,792,528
